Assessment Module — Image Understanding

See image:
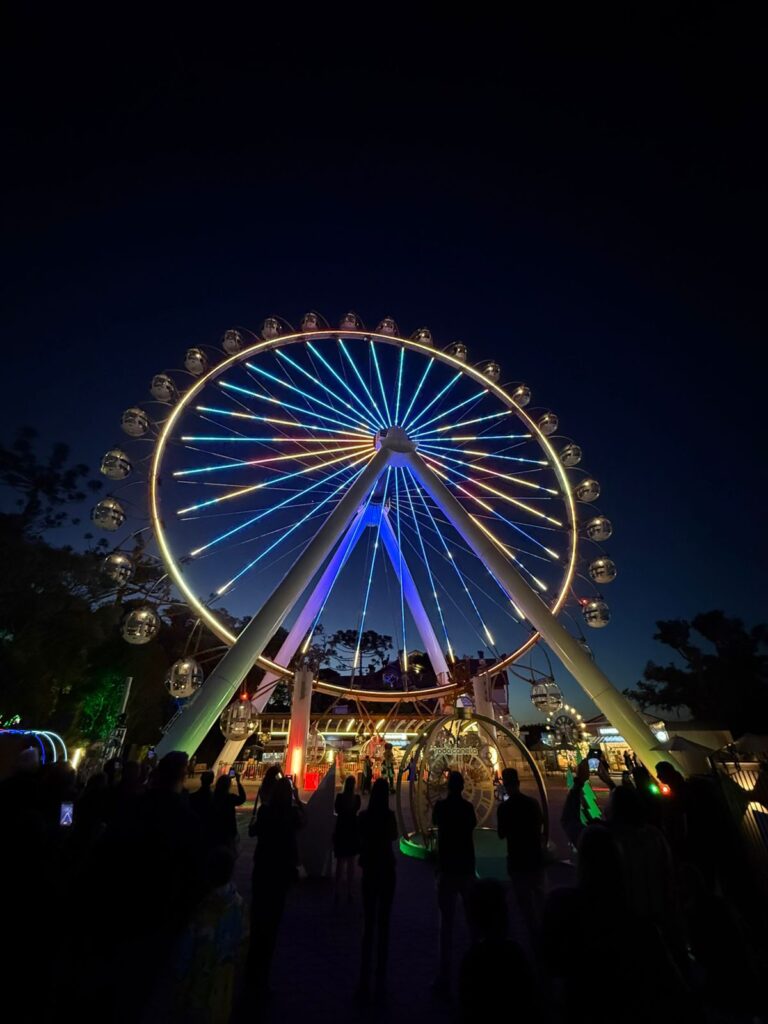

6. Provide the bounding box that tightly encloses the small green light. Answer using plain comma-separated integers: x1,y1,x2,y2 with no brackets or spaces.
649,783,660,795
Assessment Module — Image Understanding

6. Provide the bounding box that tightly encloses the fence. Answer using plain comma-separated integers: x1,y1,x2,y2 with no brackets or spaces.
711,756,768,909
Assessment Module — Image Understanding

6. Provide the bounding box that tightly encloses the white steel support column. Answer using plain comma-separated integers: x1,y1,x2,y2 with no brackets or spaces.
285,664,314,788
214,507,369,773
157,447,391,757
404,451,682,775
379,510,450,683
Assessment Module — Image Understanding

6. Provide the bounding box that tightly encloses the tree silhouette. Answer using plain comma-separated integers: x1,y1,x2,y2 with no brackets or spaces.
624,611,768,737
316,627,393,674
0,427,101,532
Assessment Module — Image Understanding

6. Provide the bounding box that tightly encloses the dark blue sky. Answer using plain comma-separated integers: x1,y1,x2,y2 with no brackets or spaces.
2,7,766,721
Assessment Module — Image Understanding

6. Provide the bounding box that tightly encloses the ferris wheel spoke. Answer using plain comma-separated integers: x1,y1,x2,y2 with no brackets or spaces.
399,357,434,428
337,339,388,427
408,389,490,439
275,349,382,434
369,341,393,425
418,445,558,493
414,409,514,439
185,454,373,557
402,371,464,433
219,381,372,435
353,467,392,673
402,494,530,613
215,461,370,596
299,486,380,657
176,446,371,515
306,342,387,430
194,405,371,439
421,441,547,467
211,376,339,471
402,520,502,657
400,468,455,663
245,361,372,433
393,468,407,669
393,347,406,426
420,453,564,527
405,469,498,653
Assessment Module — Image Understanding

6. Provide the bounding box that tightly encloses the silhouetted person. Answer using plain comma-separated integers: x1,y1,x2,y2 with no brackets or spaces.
458,879,539,1023
432,770,476,992
189,769,215,827
209,772,246,848
357,777,397,1002
334,775,361,903
174,845,246,1023
248,776,305,990
99,750,203,1020
497,767,544,939
73,771,108,843
362,755,373,795
249,764,282,836
655,759,688,858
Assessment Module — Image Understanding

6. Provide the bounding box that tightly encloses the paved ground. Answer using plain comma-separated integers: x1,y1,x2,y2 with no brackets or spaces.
225,776,599,1022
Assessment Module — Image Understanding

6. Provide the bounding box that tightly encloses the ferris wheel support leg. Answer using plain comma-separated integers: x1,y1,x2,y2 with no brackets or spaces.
212,508,369,774
379,510,451,684
285,665,314,789
403,452,683,776
156,448,392,758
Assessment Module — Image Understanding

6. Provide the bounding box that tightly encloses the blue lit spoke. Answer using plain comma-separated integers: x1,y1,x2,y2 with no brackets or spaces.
403,372,464,433
400,357,434,428
409,385,487,432
393,347,405,426
408,469,498,651
354,468,392,671
400,469,454,661
220,380,374,435
400,507,522,626
216,463,369,595
245,362,370,433
187,453,372,556
276,349,381,433
338,339,388,426
394,469,407,668
307,342,387,430
369,340,392,424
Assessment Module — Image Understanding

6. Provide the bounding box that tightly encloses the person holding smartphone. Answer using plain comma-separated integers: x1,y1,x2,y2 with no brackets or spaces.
208,770,247,849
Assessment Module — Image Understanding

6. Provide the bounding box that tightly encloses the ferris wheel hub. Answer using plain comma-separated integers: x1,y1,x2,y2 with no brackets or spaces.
374,425,417,456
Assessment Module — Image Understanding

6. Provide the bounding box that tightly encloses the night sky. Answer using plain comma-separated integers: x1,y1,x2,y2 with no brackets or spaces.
2,8,766,722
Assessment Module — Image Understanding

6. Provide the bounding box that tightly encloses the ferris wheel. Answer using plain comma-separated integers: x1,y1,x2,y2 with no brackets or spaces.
93,311,663,770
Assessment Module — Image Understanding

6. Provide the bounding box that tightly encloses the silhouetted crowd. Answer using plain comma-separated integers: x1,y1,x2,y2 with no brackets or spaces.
0,746,765,1023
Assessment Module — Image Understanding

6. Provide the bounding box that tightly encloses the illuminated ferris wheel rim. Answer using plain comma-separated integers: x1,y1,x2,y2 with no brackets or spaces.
148,329,580,689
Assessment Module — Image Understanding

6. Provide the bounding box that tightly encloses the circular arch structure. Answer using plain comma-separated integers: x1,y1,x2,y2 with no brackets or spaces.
395,710,549,854
148,329,579,700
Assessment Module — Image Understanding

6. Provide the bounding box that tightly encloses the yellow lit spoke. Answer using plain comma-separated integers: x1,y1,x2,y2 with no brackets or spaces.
422,455,563,527
419,446,557,494
176,445,370,515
